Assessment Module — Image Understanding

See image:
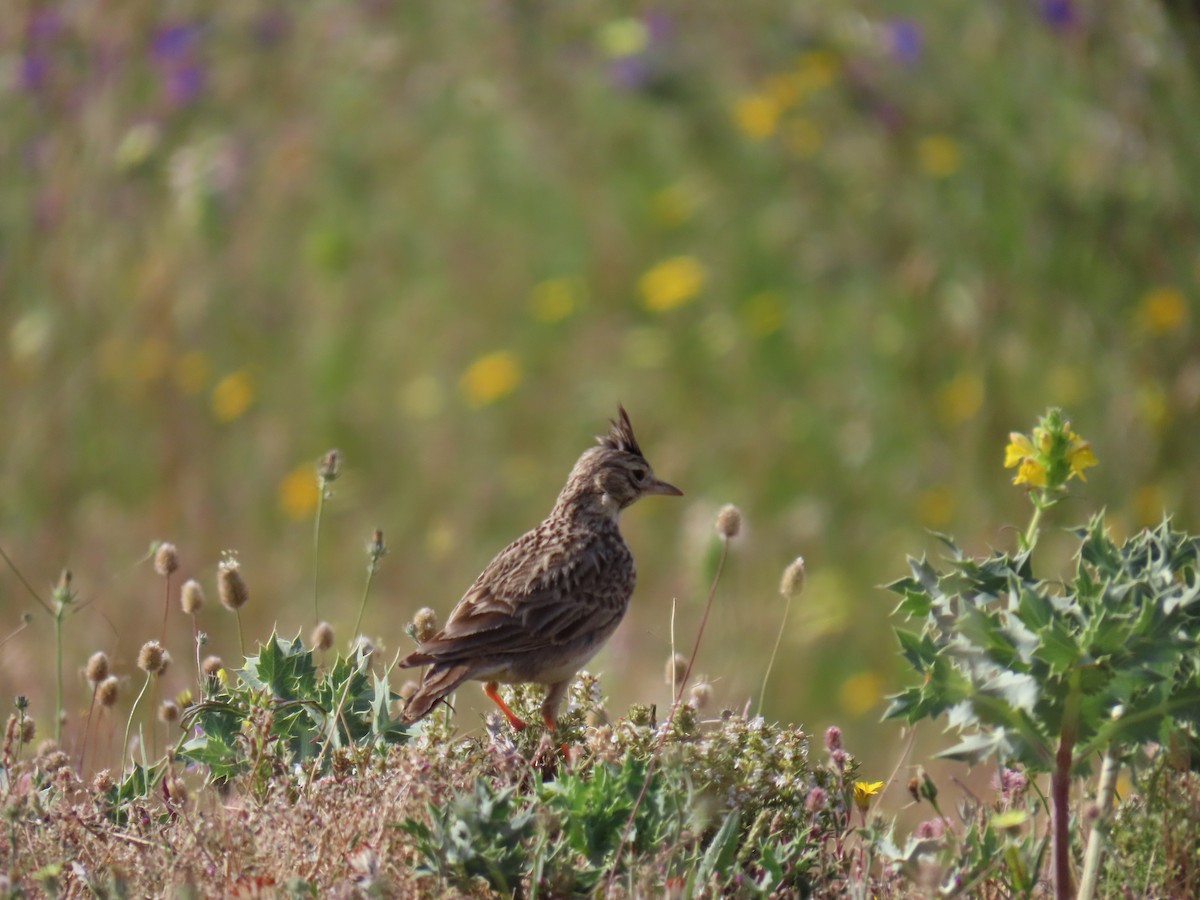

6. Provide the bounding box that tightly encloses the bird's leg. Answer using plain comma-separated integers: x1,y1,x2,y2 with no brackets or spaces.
541,681,571,757
484,682,527,730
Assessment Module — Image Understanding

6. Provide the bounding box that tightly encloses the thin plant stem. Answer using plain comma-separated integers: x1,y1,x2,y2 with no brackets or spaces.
312,478,328,627
607,537,730,895
78,689,97,773
0,543,51,614
121,673,152,775
1078,745,1121,900
192,614,203,690
351,553,380,641
756,588,794,718
159,572,172,644
54,605,64,744
235,609,246,659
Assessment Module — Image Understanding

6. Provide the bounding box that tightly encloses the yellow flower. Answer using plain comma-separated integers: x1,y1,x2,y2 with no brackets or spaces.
649,183,698,228
639,256,707,312
278,463,319,520
1004,433,1035,469
1015,458,1047,488
918,134,961,178
1136,286,1188,334
530,278,581,323
460,350,521,407
916,485,956,527
743,291,785,337
937,372,984,425
1067,440,1097,481
794,50,839,92
839,671,883,716
853,780,885,810
732,93,781,140
597,17,648,58
211,369,254,422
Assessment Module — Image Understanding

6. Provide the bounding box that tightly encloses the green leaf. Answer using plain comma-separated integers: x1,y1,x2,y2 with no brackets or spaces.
694,810,740,887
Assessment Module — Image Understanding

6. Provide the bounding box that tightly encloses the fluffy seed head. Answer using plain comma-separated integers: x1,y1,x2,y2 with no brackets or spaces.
180,579,205,614
201,655,223,677
780,556,806,599
311,621,334,651
218,555,249,611
688,681,713,711
97,676,119,707
412,607,438,643
92,769,114,793
714,504,743,539
137,640,166,675
19,718,35,744
154,542,180,577
86,652,110,684
805,786,828,812
665,652,688,686
158,700,180,724
318,449,340,482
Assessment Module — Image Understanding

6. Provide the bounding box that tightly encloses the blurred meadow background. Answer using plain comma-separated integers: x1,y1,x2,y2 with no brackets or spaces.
2,0,1198,775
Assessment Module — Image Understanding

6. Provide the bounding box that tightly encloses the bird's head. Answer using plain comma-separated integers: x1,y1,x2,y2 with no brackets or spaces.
559,406,682,518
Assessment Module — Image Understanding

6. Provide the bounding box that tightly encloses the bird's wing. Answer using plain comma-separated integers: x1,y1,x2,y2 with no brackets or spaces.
412,525,631,661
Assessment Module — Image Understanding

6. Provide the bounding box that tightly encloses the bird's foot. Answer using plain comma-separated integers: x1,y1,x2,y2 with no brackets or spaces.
484,682,528,730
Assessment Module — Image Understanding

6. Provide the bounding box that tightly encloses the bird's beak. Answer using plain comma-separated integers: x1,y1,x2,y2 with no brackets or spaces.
646,477,683,497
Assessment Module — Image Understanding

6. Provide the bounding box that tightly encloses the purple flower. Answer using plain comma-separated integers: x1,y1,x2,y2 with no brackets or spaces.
610,56,654,91
26,10,63,42
150,21,206,107
643,11,674,43
824,725,842,752
152,23,201,63
1037,0,1078,32
804,786,827,812
18,54,49,92
164,62,206,106
887,19,923,65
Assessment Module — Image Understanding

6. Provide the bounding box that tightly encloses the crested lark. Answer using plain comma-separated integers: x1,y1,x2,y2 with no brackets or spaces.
399,405,682,732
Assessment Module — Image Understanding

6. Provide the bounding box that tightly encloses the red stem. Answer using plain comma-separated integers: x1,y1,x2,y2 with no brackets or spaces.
1052,729,1076,898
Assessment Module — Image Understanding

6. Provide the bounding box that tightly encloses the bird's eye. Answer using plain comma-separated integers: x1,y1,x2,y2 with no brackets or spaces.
630,466,648,483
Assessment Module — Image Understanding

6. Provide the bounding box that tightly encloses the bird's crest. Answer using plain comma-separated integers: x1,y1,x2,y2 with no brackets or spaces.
596,405,644,458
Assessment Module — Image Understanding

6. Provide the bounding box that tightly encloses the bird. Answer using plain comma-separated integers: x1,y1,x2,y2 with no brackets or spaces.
398,405,682,734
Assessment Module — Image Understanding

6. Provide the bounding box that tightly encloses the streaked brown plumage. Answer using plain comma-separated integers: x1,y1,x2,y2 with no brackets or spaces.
398,406,681,732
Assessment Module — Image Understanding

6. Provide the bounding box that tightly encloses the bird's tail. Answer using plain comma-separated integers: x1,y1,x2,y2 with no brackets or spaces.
401,663,474,724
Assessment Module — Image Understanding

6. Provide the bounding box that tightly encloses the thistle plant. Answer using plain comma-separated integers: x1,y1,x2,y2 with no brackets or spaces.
885,408,1200,899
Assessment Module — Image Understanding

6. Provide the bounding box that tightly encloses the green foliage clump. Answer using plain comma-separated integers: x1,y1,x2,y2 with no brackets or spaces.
180,633,410,796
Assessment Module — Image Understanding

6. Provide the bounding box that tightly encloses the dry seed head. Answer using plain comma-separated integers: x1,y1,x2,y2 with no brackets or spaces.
158,650,173,676
780,556,806,599
19,718,35,744
85,651,110,684
688,681,713,711
167,777,189,806
311,621,334,651
218,555,249,610
97,676,119,707
180,579,205,614
92,769,114,793
201,655,223,677
319,449,340,482
137,640,165,675
412,607,438,643
158,700,180,724
714,504,743,539
154,542,180,577
665,652,688,686
36,738,57,757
